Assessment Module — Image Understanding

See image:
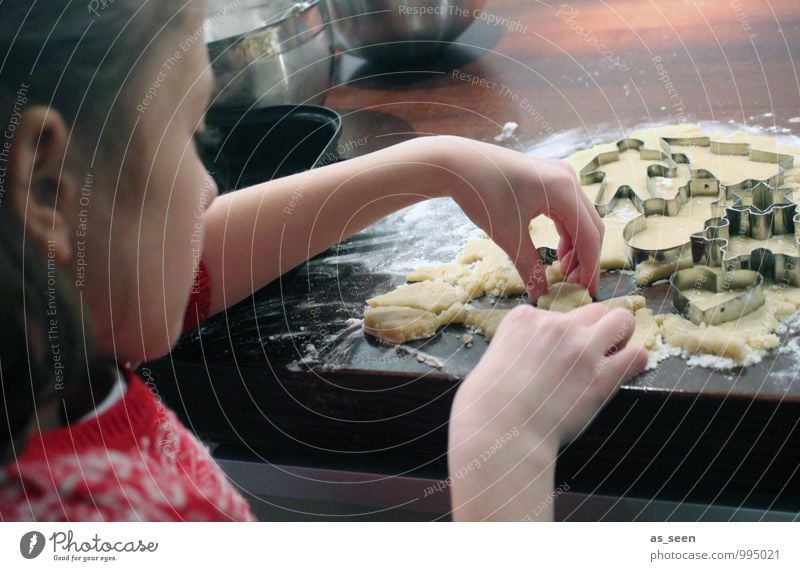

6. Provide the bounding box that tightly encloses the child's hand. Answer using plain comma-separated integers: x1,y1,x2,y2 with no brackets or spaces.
447,303,648,520
455,303,647,443
429,136,603,301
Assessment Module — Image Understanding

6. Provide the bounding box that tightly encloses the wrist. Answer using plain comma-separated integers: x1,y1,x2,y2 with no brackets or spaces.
449,382,560,465
448,412,559,521
398,135,460,200
451,371,561,455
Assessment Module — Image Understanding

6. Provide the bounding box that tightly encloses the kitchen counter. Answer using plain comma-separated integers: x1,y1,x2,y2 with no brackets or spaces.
146,0,800,518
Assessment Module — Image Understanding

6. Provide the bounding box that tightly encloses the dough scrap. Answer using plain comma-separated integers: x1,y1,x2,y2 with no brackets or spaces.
659,285,800,361
363,301,466,344
367,281,466,313
633,254,694,286
601,295,647,313
537,282,592,312
545,261,565,285
464,308,510,341
630,308,661,350
407,263,484,299
407,238,526,299
363,306,440,344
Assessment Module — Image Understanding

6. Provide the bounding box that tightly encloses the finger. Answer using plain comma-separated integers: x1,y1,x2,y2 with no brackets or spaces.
549,188,601,296
569,301,608,324
564,171,603,295
553,217,571,259
552,217,577,276
551,214,582,284
566,165,604,239
591,308,636,354
565,265,580,284
515,237,548,302
491,304,545,345
602,342,649,385
560,249,576,279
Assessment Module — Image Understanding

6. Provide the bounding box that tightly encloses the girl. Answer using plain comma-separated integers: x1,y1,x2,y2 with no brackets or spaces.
0,1,647,521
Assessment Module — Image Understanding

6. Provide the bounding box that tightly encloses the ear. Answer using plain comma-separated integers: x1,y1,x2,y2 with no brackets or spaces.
6,106,77,265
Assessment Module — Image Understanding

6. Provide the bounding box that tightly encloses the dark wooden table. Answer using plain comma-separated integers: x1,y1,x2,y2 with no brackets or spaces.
148,0,800,515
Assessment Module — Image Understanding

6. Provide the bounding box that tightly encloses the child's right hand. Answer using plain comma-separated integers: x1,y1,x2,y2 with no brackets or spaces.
447,303,648,520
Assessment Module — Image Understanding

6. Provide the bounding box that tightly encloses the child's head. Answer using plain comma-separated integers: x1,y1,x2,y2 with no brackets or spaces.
0,0,217,457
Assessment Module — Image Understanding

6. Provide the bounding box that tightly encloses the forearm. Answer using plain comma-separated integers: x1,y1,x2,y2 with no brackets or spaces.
448,422,559,521
202,136,451,315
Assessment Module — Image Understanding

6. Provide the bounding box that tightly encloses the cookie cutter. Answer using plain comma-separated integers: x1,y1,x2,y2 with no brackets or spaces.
610,136,794,268
670,267,765,326
719,180,796,241
577,137,721,267
579,138,682,217
663,136,793,187
691,205,800,287
574,133,796,323
621,177,722,267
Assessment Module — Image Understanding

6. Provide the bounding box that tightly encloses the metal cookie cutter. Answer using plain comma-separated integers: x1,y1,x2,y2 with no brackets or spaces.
670,267,765,326
719,180,796,241
664,136,794,187
612,137,794,268
579,137,679,217
578,136,722,268
621,177,722,268
691,205,800,287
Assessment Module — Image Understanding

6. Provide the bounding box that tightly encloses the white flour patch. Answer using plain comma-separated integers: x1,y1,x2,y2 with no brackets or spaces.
494,121,519,142
644,336,680,370
771,339,800,390
394,345,445,369
525,124,620,159
775,311,800,335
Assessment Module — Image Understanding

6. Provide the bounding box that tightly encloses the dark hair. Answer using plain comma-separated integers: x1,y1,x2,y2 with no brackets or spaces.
0,1,191,463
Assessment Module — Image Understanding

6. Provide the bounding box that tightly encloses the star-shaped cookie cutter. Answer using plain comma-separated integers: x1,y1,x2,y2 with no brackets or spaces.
718,179,796,241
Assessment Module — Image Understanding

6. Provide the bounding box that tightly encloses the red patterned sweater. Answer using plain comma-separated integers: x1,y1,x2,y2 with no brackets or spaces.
0,260,256,521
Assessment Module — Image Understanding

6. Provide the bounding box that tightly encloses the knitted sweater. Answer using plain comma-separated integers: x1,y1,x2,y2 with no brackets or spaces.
0,261,256,521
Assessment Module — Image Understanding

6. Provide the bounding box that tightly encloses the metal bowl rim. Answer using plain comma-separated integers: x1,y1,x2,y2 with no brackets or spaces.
206,0,324,48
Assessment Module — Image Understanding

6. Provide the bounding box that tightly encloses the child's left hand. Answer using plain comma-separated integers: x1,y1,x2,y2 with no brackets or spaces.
203,135,604,313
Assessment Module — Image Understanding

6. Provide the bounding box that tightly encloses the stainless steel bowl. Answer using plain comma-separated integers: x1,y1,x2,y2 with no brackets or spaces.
205,0,333,109
324,0,487,62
